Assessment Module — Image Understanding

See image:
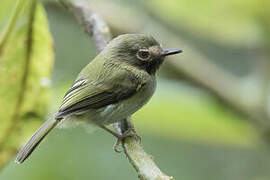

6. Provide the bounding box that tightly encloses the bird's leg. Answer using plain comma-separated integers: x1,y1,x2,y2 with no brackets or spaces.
99,125,128,152
119,118,142,143
99,125,122,139
99,121,141,153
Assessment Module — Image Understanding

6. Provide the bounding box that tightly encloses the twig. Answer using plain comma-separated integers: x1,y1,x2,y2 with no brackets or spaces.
59,0,111,51
116,120,174,180
59,0,174,179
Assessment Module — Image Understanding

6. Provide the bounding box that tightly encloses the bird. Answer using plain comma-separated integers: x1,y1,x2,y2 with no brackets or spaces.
15,34,182,164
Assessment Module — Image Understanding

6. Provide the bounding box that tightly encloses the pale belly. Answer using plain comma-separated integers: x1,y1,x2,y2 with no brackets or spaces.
59,78,156,127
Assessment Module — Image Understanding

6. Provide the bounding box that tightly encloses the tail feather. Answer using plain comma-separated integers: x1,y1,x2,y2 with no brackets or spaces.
15,117,59,164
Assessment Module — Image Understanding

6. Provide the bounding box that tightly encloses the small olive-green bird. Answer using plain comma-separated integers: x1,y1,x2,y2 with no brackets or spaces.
15,34,182,163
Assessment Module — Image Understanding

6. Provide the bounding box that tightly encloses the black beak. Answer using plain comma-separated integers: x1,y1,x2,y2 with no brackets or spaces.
162,49,183,56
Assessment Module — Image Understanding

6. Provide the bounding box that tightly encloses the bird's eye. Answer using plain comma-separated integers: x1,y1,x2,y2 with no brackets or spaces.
137,49,150,61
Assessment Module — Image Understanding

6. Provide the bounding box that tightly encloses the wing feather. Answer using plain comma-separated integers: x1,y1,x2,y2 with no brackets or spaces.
55,70,140,118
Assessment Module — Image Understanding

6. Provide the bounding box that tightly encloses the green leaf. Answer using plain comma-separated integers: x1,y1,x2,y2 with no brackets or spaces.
0,0,54,169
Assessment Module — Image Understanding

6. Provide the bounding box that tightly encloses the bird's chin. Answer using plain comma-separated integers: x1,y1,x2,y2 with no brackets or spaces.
146,57,165,74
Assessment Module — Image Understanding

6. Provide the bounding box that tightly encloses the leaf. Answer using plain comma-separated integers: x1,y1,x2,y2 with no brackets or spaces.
0,0,54,170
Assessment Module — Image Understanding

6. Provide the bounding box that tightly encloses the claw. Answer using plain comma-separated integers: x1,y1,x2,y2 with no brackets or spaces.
112,128,141,153
113,138,122,153
99,124,141,153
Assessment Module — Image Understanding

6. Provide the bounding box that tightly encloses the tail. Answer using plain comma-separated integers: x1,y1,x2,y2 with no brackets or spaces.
15,117,60,164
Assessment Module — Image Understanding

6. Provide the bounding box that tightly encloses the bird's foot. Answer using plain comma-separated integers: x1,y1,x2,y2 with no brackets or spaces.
113,128,141,153
99,125,141,153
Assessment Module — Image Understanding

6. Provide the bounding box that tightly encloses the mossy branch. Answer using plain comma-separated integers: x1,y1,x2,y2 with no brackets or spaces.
59,0,174,179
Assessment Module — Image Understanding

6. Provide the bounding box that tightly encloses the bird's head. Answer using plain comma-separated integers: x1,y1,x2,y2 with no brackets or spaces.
102,34,182,74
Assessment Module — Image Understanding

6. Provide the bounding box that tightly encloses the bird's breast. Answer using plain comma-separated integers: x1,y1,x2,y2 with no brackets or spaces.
97,76,156,125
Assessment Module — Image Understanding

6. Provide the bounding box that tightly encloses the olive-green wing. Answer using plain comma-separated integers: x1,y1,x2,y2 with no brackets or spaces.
55,74,139,118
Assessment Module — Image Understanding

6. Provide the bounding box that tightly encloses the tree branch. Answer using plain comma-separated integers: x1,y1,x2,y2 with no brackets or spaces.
59,0,111,51
59,0,174,179
116,120,174,180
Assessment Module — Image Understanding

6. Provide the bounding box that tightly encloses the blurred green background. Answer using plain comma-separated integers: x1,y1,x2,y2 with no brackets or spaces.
1,0,270,179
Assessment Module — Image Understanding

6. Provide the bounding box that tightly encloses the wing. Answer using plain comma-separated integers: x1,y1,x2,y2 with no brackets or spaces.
55,70,141,118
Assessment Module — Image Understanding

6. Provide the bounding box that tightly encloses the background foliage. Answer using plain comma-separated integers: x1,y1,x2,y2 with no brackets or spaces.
0,0,53,169
0,0,270,179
